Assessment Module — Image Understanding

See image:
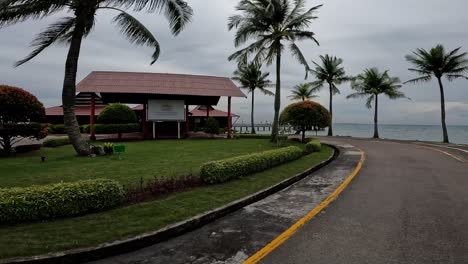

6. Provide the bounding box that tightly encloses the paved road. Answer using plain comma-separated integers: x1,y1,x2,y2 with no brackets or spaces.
262,138,468,264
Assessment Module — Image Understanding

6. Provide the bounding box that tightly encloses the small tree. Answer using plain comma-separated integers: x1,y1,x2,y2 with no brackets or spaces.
280,101,331,142
97,103,137,139
204,117,220,136
0,85,46,155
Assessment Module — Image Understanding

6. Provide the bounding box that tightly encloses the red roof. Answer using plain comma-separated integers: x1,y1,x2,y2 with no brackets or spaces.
190,105,239,117
76,71,246,98
46,105,107,116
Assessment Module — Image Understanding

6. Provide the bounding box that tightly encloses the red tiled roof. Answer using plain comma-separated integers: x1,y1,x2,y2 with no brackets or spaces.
190,105,239,117
46,105,107,116
76,71,246,98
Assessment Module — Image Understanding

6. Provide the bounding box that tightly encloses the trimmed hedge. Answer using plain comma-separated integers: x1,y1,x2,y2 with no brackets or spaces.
84,123,140,134
200,146,303,184
305,139,321,153
0,179,125,223
42,138,71,148
48,124,66,134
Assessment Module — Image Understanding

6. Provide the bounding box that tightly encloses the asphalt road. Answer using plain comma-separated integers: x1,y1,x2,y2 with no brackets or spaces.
262,138,468,264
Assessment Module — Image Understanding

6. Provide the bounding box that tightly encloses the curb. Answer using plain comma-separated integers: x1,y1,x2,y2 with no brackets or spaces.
2,145,339,264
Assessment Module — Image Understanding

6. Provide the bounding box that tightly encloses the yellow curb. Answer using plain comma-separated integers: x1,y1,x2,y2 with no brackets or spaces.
417,145,466,163
243,148,366,264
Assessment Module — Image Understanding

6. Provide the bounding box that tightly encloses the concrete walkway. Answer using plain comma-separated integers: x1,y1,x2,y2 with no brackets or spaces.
262,138,468,264
89,143,362,264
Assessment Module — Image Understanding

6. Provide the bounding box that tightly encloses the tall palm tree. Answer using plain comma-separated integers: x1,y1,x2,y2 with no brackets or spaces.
232,62,273,134
347,68,407,139
228,0,322,142
0,0,192,155
405,45,468,143
310,54,351,136
289,83,317,101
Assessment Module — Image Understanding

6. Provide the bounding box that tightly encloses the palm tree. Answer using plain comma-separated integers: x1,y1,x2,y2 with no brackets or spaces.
347,68,407,139
289,83,317,101
228,0,322,142
310,54,351,136
405,45,468,143
0,0,192,155
232,62,273,134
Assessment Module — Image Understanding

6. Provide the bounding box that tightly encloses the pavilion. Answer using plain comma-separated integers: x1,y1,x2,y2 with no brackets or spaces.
74,71,245,139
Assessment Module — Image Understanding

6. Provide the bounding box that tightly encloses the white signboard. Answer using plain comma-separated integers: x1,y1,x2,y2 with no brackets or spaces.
148,99,185,121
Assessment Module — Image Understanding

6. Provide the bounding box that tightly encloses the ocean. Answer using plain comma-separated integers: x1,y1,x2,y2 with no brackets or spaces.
306,124,468,144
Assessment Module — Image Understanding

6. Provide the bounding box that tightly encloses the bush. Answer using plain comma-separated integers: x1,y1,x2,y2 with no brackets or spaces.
97,103,137,124
0,179,125,223
280,101,331,142
204,117,220,135
43,138,71,148
200,146,303,184
0,85,46,155
103,142,114,154
48,124,66,134
305,139,321,153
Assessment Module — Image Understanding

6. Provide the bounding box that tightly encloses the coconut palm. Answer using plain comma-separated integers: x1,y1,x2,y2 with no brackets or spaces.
310,54,351,136
232,62,273,134
289,83,317,101
347,68,407,139
405,45,468,143
228,0,322,141
0,0,192,155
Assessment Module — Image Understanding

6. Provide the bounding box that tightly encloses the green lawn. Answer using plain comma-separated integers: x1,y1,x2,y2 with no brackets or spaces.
0,139,283,188
0,143,333,259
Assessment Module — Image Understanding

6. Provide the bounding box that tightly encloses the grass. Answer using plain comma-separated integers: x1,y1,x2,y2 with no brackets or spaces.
0,139,283,188
0,144,333,259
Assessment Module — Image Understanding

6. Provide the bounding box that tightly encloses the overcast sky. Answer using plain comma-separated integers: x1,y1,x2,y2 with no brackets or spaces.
1,0,467,125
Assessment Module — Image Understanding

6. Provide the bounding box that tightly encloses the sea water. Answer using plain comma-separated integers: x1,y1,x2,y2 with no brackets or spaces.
307,124,468,144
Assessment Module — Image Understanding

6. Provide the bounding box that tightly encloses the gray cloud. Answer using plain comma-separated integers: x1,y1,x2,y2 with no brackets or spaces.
1,0,467,125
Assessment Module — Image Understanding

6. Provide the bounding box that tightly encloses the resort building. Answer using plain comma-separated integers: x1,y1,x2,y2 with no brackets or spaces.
45,71,245,139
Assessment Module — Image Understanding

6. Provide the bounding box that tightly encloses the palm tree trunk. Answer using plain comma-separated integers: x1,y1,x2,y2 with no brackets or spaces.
373,94,379,139
62,15,91,156
271,52,281,142
327,82,333,136
251,89,256,134
437,77,449,143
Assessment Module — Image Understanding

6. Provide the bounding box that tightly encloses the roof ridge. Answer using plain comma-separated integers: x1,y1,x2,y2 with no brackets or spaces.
90,71,230,80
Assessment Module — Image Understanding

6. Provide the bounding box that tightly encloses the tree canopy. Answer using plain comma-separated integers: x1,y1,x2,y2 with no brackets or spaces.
280,101,330,142
97,103,137,124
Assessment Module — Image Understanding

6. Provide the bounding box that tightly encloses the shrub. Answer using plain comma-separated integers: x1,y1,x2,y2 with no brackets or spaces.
48,124,66,134
0,179,125,223
0,85,46,155
43,138,71,148
84,124,140,139
103,142,114,154
280,101,331,142
305,139,321,153
204,117,220,135
97,103,137,124
200,146,303,184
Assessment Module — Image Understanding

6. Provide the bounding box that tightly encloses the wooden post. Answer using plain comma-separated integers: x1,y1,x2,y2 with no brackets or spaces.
206,105,210,118
90,93,96,140
186,104,190,137
142,102,148,139
227,96,232,138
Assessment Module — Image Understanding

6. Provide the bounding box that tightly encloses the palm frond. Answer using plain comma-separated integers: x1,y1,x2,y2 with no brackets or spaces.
15,16,75,67
0,0,67,28
111,10,161,64
404,75,432,84
289,42,309,79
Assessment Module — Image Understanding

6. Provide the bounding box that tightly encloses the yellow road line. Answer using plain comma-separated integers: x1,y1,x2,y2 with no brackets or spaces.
417,145,466,163
243,149,366,264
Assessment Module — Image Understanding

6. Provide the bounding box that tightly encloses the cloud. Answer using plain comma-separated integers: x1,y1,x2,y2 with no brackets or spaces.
0,0,467,125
